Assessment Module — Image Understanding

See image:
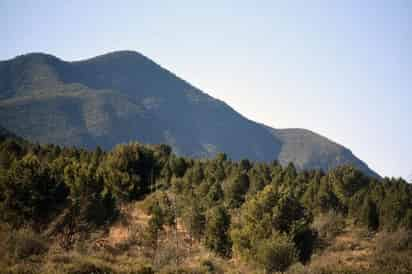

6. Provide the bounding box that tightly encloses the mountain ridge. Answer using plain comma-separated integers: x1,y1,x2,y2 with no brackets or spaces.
0,51,379,177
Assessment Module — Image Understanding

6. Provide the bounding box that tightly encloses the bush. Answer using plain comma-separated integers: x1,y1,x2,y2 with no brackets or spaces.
63,256,115,274
255,233,298,273
6,228,48,260
312,212,345,240
199,259,221,274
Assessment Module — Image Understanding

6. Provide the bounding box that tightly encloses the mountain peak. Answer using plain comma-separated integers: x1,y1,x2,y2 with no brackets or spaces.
77,50,150,64
10,52,61,63
2,50,147,65
0,51,379,178
97,50,143,57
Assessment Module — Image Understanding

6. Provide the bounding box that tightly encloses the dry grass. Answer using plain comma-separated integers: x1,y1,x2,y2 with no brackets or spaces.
308,225,374,270
1,199,412,274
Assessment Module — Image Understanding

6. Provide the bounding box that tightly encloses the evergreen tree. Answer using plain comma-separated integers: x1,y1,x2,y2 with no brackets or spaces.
205,206,231,256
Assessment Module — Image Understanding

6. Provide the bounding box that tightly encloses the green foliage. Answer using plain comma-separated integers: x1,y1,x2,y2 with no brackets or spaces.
181,197,205,241
147,202,164,241
0,135,411,273
144,192,175,226
255,233,298,273
231,186,315,266
328,166,369,209
224,173,249,208
204,206,231,256
64,160,117,229
272,194,310,233
402,209,412,230
102,143,155,201
361,199,379,231
169,157,187,178
199,259,219,274
204,182,224,207
0,154,68,226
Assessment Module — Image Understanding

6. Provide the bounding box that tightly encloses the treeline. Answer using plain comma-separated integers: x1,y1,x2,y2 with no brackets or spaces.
0,136,411,273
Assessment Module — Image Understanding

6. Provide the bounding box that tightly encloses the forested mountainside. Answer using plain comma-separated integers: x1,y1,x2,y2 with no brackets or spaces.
0,135,410,273
0,51,378,177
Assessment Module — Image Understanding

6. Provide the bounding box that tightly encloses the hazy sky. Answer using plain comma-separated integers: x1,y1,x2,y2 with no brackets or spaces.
1,1,411,179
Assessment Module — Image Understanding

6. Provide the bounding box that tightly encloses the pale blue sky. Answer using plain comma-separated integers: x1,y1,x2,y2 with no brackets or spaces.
1,1,411,179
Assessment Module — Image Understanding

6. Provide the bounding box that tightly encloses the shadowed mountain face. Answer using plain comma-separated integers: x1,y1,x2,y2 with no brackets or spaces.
0,51,378,177
0,125,19,141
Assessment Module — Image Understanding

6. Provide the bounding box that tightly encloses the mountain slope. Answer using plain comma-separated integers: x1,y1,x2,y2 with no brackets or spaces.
268,127,378,177
0,51,378,176
0,125,19,140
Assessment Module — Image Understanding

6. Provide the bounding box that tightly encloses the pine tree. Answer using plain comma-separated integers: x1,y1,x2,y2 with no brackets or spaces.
205,206,231,256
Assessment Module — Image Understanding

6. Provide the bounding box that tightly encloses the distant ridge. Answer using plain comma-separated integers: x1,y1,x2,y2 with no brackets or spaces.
0,51,379,177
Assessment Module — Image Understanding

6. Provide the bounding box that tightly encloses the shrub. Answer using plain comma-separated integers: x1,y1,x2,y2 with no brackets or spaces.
6,228,48,260
63,256,115,274
199,259,221,274
312,212,345,240
255,233,298,273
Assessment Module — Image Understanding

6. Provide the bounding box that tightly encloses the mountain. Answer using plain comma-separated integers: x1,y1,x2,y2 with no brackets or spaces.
0,51,379,177
0,125,19,140
268,127,377,176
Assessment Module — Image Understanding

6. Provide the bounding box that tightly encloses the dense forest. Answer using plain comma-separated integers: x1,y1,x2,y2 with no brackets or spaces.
0,135,411,274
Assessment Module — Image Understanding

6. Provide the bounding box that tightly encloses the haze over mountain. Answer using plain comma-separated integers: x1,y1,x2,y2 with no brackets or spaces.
0,51,379,177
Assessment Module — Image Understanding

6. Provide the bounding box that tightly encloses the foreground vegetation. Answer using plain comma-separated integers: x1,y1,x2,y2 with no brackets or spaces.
0,136,411,273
